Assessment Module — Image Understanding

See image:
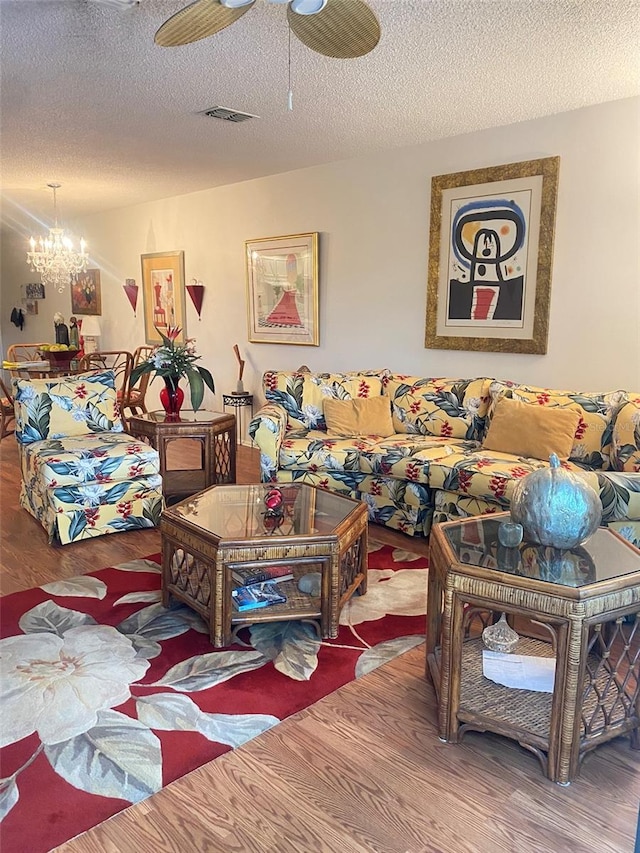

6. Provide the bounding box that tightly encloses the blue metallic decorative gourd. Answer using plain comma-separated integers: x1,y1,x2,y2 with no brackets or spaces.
510,453,602,549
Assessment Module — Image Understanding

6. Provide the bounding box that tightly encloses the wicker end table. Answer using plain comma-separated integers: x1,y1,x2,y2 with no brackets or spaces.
160,483,368,647
128,410,236,503
427,513,640,785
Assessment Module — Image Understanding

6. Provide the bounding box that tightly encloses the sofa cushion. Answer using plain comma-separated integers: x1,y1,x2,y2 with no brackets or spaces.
278,429,468,484
20,433,161,487
482,397,580,461
14,370,123,444
324,396,394,437
384,375,491,440
263,370,385,432
486,381,627,470
279,430,379,472
360,436,470,482
610,399,640,472
428,449,600,508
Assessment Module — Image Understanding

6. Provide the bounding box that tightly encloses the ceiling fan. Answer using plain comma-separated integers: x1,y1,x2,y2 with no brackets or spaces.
154,0,381,59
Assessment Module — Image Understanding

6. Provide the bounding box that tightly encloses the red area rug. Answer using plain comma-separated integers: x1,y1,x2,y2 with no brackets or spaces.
0,543,428,853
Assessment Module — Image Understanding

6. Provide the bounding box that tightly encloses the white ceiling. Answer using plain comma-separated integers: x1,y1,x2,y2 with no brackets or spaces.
1,0,639,228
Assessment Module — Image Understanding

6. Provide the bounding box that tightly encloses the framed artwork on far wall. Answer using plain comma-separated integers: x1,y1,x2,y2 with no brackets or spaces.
71,269,102,315
425,157,560,354
23,283,45,300
140,251,186,345
246,232,319,345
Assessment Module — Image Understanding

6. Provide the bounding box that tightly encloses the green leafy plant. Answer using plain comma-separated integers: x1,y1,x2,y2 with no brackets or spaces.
129,326,215,411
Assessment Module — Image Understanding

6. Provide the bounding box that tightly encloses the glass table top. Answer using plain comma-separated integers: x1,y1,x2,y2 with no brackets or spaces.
142,410,228,424
166,483,362,540
445,516,640,588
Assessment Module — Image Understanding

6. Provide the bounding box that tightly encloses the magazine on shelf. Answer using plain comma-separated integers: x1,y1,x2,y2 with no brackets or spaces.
232,564,295,586
232,582,287,612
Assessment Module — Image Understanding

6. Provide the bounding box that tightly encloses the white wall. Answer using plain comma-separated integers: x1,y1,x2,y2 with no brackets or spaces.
2,97,639,411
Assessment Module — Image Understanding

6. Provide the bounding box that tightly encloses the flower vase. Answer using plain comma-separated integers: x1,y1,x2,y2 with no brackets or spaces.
159,376,184,419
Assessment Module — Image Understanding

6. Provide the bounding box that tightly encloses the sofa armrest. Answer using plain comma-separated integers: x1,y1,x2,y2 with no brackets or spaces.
596,471,640,523
248,403,288,482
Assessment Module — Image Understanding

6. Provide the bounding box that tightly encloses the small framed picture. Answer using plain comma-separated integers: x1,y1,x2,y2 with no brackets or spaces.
71,269,102,315
22,299,38,315
22,283,45,300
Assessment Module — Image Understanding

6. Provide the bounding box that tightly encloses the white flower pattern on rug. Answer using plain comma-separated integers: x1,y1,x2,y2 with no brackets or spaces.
0,625,149,747
339,568,428,625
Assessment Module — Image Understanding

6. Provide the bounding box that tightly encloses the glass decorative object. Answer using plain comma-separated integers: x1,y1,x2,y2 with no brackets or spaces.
482,613,520,653
498,521,524,548
160,377,184,419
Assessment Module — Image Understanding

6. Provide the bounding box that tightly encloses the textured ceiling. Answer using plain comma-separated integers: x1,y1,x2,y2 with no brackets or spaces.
1,0,639,228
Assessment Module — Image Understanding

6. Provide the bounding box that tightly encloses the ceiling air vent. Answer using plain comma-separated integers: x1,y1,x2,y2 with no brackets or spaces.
200,106,259,123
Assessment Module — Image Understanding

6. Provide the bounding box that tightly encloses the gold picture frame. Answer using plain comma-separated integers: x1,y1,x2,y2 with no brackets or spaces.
246,232,319,345
141,251,186,345
425,157,560,354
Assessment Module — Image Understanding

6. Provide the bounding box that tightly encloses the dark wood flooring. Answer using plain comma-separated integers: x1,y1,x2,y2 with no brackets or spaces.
0,436,638,852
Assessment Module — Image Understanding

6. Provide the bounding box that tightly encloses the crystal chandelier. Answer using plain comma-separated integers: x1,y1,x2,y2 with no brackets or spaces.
27,183,88,293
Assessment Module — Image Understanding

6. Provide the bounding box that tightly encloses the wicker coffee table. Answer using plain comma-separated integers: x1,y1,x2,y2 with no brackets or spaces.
427,513,640,785
160,483,368,647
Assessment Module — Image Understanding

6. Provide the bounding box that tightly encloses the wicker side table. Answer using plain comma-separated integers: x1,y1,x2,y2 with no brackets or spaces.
128,410,236,502
427,514,640,785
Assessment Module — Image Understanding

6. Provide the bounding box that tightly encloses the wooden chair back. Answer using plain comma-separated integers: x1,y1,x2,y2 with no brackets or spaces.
121,345,154,420
0,376,15,439
79,351,133,400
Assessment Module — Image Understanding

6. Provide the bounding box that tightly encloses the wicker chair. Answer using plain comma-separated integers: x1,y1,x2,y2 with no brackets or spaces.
6,343,50,378
121,345,153,422
0,377,15,440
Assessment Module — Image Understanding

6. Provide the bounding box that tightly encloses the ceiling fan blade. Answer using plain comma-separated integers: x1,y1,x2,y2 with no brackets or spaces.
287,0,380,59
155,0,255,48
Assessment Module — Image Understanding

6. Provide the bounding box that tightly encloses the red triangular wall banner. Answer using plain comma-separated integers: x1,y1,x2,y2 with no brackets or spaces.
187,281,205,320
123,280,138,316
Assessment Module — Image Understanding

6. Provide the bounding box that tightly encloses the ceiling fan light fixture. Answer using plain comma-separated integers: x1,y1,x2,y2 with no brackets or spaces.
219,0,253,7
290,0,327,14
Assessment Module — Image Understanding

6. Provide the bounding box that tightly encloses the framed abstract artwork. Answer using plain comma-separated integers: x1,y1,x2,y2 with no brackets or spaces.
425,157,560,354
71,269,102,315
245,232,319,345
140,251,186,345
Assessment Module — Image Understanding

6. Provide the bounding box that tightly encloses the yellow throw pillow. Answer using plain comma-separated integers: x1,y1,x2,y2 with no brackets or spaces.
482,397,580,461
324,396,394,437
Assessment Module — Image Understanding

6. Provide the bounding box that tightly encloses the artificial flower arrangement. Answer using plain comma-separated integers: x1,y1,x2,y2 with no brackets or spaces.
129,326,215,411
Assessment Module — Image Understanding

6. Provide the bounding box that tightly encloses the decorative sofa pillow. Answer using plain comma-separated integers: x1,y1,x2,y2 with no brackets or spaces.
482,397,580,461
487,380,627,469
324,396,394,437
14,369,124,444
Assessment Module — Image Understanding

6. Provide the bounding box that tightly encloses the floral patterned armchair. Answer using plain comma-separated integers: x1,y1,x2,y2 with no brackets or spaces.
13,370,163,545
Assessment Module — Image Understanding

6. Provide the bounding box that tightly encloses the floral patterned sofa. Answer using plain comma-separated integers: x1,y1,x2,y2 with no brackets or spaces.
249,370,640,547
14,370,164,545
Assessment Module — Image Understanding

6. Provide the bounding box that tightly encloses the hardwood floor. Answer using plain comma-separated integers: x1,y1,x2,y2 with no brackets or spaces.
1,436,638,852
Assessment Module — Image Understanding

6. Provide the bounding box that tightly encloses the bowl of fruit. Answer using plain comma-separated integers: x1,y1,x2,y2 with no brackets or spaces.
38,345,80,368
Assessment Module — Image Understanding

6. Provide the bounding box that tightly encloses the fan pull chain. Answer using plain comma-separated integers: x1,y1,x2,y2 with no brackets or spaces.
287,22,293,111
